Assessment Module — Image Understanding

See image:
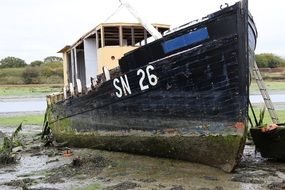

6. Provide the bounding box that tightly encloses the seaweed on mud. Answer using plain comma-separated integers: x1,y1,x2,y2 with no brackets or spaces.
44,155,114,184
268,181,285,190
103,181,140,190
2,178,35,189
0,122,23,165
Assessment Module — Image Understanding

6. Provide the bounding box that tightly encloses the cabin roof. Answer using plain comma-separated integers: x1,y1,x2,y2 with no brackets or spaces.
59,22,170,53
58,45,71,53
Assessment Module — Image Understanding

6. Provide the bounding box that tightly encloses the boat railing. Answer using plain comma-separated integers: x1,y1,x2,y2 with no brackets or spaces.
163,16,209,36
46,92,64,106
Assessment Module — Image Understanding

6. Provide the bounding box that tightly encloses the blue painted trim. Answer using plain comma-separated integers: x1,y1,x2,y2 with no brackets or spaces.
162,27,209,54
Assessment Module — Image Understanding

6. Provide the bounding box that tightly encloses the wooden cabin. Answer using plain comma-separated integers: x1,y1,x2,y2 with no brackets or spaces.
58,23,169,95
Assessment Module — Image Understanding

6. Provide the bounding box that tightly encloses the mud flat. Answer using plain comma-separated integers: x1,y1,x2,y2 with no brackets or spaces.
0,125,285,190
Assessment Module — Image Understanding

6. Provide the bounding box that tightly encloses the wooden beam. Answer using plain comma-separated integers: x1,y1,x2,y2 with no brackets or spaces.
119,26,123,46
131,27,135,46
101,26,105,48
144,29,147,45
95,30,99,48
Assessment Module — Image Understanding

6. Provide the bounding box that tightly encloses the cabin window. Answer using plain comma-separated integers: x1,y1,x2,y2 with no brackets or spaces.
104,27,120,46
122,27,132,46
134,28,144,46
96,25,169,48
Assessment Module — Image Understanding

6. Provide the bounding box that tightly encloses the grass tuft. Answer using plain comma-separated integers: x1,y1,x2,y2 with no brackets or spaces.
249,108,285,127
0,114,44,127
0,85,61,96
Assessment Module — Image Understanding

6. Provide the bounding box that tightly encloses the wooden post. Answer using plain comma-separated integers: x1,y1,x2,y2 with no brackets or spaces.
131,27,135,46
119,26,123,46
70,49,75,85
144,29,147,45
95,30,99,49
101,26,105,48
62,52,69,87
74,48,78,80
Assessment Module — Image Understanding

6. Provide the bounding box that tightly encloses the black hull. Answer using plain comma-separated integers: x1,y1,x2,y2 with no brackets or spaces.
47,0,257,172
251,128,285,160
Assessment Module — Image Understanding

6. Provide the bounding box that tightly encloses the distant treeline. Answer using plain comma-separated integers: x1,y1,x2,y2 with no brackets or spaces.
0,53,284,85
256,53,285,68
0,56,63,85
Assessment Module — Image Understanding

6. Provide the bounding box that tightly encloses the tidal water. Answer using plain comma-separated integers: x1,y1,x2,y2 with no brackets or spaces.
0,97,46,113
250,94,285,104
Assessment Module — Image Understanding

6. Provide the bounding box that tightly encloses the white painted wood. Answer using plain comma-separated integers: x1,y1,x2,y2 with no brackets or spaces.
74,48,78,80
76,79,82,93
70,83,74,96
70,49,76,85
91,76,97,86
63,86,67,99
83,38,98,88
103,66,110,81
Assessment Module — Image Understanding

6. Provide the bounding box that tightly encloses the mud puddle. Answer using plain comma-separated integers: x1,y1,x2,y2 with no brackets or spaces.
1,125,285,190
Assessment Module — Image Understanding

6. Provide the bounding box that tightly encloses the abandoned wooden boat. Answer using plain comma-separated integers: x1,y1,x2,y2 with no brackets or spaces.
45,0,257,172
251,125,285,160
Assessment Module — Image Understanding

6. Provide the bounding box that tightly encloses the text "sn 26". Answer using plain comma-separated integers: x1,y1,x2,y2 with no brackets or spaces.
113,65,158,98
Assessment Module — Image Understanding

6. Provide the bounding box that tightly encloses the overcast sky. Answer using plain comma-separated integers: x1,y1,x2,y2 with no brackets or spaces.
0,0,284,63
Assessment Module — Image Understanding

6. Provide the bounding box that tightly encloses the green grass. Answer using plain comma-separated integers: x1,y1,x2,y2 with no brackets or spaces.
250,81,285,92
0,85,62,96
249,107,285,126
0,114,44,127
76,183,102,190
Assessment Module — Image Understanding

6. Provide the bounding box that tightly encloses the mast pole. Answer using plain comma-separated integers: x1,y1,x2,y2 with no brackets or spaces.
119,0,162,40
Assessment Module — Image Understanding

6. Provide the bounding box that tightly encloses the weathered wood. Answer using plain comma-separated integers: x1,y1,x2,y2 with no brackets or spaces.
47,0,256,172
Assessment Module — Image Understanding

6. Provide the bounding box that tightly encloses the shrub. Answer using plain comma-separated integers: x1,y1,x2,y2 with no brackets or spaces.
30,60,44,67
256,53,285,68
22,66,41,84
41,62,63,77
0,68,25,84
0,57,27,68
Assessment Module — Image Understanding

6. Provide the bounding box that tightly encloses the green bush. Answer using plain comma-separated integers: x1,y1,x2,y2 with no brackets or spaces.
256,53,285,68
22,66,41,84
41,62,63,78
0,56,63,84
0,67,24,77
30,60,44,67
44,76,63,84
0,68,25,84
0,56,27,68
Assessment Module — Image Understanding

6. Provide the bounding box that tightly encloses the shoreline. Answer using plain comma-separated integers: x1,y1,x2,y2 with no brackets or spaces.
1,123,285,190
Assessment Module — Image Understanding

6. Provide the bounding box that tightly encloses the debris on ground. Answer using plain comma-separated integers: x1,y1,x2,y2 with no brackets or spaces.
2,125,285,189
103,181,140,190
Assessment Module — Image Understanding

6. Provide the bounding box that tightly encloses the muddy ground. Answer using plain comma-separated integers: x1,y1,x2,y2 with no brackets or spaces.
1,125,285,190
